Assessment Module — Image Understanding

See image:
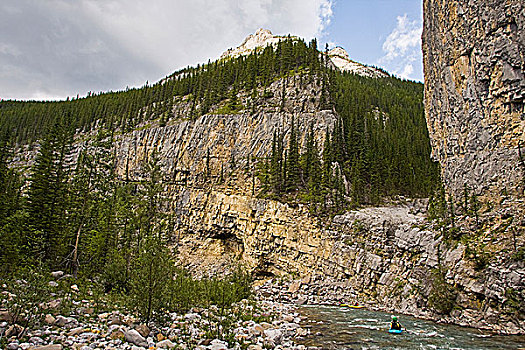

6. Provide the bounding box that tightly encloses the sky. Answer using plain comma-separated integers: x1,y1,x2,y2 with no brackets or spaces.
0,0,424,101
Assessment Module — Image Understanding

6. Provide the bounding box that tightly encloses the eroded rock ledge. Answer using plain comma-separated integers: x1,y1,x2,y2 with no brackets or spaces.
171,189,525,334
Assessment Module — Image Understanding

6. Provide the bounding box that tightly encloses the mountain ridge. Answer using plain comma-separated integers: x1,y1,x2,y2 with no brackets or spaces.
220,28,388,79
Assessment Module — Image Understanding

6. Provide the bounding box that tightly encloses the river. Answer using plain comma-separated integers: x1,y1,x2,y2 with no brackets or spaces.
296,305,525,349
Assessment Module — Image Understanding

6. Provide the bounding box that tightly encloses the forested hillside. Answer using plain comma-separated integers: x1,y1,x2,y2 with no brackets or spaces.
0,36,438,278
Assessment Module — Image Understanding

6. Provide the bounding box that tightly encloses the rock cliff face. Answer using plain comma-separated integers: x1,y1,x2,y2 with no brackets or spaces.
11,25,525,334
169,188,524,334
423,0,525,199
111,75,335,187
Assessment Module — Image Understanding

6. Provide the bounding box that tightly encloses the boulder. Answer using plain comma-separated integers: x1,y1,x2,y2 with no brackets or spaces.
247,345,263,350
157,339,176,349
108,328,125,340
107,313,122,325
50,271,64,279
54,315,77,328
6,324,23,337
28,337,44,345
0,310,12,322
7,343,19,350
135,324,150,337
209,339,228,350
28,345,63,350
44,314,56,325
124,329,148,348
264,328,282,345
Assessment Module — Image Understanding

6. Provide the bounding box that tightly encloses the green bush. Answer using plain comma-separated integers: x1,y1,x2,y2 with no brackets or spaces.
428,267,457,315
127,236,175,323
2,267,52,337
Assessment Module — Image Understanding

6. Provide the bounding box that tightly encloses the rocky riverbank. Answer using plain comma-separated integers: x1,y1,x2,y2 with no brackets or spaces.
0,273,314,350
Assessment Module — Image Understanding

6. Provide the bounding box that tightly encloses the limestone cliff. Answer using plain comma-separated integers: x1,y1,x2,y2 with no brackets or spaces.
8,25,525,335
170,189,524,334
423,0,525,200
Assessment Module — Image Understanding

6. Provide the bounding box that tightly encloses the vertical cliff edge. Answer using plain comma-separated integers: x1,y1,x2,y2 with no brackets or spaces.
423,0,525,200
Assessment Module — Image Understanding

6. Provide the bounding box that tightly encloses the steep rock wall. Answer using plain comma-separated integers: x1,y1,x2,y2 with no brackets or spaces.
423,0,525,199
168,189,525,334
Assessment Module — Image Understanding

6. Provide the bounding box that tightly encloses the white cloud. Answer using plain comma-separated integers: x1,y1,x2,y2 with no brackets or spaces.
378,14,422,80
0,0,334,100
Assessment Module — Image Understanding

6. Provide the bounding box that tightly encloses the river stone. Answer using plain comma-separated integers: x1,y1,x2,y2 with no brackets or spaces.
296,327,308,336
209,339,228,350
44,314,55,325
28,337,44,345
157,339,176,349
124,329,148,348
109,328,125,340
135,324,150,337
29,345,63,350
6,324,23,337
50,271,64,279
0,310,12,322
55,315,77,327
264,329,282,345
247,345,263,350
107,313,122,325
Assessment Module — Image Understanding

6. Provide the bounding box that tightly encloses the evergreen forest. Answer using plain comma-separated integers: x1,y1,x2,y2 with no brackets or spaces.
0,37,439,320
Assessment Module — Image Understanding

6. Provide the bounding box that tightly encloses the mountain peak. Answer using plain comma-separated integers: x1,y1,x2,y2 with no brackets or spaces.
220,28,289,60
329,46,350,60
221,29,388,79
328,46,387,78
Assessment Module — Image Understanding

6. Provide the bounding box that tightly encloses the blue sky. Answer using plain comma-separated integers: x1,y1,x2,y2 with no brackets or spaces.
324,0,423,81
0,0,424,101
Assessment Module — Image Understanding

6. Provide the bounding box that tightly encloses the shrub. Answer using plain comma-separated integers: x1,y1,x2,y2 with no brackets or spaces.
428,267,457,315
127,236,175,323
2,267,52,337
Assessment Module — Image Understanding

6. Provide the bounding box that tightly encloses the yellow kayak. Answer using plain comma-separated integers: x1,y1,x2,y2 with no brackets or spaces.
340,303,365,308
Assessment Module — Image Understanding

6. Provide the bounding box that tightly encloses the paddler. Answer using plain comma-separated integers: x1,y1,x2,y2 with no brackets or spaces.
390,315,402,331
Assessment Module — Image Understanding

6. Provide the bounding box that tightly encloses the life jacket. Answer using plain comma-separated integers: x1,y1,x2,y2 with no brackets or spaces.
390,320,402,330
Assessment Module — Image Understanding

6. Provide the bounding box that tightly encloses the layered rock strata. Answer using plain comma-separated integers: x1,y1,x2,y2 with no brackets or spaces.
423,0,525,199
171,191,524,334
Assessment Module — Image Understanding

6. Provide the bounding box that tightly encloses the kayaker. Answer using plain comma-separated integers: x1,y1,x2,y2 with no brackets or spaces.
390,315,402,330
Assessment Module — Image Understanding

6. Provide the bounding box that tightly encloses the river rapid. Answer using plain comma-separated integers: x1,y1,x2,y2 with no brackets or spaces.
296,305,525,350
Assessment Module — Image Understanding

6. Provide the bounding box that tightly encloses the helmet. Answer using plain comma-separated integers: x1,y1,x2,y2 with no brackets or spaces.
392,316,397,321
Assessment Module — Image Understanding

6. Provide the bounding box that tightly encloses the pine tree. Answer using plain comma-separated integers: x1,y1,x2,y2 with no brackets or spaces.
25,120,71,266
286,115,300,191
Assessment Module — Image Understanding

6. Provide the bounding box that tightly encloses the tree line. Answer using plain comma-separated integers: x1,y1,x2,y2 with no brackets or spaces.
1,35,439,274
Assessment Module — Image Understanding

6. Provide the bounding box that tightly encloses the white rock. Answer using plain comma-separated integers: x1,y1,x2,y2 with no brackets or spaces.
264,329,283,345
209,339,228,350
50,271,64,279
7,343,19,350
157,339,176,348
124,329,148,348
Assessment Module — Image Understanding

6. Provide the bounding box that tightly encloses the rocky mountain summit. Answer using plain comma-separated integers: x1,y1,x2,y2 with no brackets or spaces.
221,28,387,78
327,46,388,78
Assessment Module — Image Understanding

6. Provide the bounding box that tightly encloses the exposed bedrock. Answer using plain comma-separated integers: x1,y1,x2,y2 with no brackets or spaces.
423,0,525,199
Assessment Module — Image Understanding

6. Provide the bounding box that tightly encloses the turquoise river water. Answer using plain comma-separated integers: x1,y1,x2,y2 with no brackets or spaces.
296,305,525,349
